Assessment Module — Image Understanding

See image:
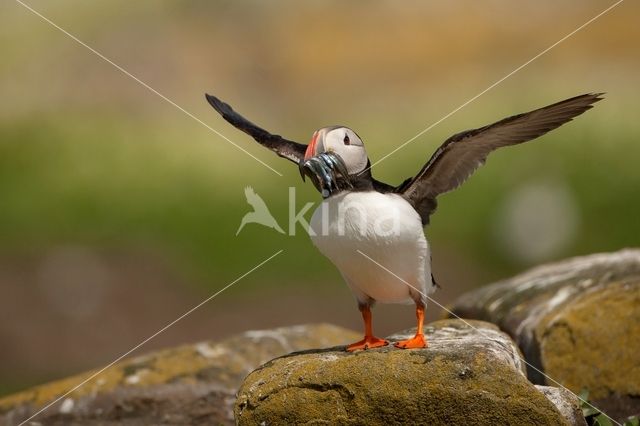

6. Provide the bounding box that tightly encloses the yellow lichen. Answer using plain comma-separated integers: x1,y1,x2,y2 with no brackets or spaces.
0,324,359,414
539,280,640,399
236,321,569,425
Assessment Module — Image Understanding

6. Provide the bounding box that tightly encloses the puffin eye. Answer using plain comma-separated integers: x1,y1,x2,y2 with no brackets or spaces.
343,134,350,145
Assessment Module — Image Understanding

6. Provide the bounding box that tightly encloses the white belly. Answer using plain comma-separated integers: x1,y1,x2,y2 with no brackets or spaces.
309,191,432,305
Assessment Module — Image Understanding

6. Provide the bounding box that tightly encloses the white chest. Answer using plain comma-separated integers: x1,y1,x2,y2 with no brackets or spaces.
309,191,432,304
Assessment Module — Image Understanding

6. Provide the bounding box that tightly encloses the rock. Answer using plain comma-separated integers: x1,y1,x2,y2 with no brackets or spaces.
536,386,586,426
235,319,573,425
0,324,359,426
450,249,640,421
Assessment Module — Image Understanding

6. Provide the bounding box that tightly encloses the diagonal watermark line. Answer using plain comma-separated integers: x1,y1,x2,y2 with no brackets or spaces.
18,249,284,426
356,249,621,426
367,0,624,172
14,0,283,177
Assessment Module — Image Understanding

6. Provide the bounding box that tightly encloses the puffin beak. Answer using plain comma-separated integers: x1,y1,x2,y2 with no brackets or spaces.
299,131,352,198
299,131,319,182
304,131,319,161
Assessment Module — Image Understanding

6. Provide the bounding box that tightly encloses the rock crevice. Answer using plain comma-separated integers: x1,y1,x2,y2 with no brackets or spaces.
451,249,640,422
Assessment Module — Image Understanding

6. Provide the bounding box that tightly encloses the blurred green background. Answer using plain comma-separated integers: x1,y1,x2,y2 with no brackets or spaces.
1,1,638,396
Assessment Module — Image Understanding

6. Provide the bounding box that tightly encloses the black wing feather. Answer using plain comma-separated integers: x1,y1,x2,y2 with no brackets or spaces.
371,177,409,193
205,94,307,164
398,93,604,224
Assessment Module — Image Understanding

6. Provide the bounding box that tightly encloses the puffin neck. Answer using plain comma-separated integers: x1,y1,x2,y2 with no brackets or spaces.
346,159,375,192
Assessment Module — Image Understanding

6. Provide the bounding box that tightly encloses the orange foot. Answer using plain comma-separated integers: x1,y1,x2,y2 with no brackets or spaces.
394,333,428,349
346,336,389,352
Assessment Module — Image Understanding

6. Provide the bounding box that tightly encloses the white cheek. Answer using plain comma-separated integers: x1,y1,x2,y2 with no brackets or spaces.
340,147,368,174
324,134,368,175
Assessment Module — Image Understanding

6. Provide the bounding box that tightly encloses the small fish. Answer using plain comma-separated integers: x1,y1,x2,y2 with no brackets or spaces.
299,152,352,197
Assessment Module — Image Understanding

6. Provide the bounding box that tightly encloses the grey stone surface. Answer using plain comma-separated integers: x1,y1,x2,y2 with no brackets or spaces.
0,324,359,426
536,385,587,426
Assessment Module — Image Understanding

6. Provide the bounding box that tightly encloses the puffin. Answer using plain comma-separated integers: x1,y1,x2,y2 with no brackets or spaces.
205,92,602,351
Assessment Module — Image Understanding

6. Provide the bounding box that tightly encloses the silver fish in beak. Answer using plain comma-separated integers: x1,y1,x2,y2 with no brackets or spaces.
299,152,352,198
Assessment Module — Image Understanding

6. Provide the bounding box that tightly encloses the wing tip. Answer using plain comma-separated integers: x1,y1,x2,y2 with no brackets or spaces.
575,92,606,117
204,92,233,116
585,92,605,102
549,92,605,120
573,92,605,108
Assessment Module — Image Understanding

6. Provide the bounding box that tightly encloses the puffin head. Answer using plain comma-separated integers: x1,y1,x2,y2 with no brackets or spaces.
305,126,368,175
299,126,369,197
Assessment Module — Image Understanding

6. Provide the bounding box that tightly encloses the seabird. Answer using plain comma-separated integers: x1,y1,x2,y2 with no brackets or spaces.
206,92,603,351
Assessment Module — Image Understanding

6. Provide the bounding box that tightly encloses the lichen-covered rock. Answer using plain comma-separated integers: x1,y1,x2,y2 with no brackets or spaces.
0,324,358,426
235,319,572,425
450,249,640,421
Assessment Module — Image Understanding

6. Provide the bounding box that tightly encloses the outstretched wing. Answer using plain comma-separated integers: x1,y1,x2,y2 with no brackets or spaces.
398,93,604,225
205,94,307,164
